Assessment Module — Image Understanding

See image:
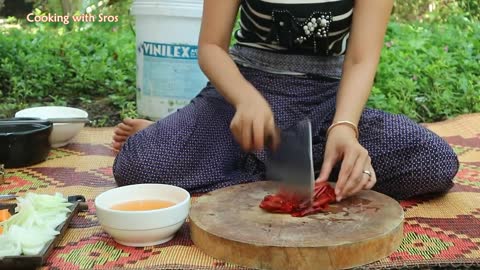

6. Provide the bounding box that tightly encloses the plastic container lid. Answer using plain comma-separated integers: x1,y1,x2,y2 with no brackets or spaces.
131,0,203,18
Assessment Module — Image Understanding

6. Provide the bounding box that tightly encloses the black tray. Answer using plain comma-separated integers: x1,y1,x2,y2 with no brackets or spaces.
0,195,88,270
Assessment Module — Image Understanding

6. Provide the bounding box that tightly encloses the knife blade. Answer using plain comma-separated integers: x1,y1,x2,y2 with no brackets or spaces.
265,119,314,203
0,194,17,201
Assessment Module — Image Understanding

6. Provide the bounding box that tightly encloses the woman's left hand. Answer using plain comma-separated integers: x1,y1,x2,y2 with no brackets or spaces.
316,125,376,201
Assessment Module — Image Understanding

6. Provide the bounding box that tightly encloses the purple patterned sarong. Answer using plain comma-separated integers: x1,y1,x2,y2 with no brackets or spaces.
113,45,458,200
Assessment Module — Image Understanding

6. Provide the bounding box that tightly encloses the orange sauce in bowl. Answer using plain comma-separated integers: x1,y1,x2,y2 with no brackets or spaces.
111,200,175,211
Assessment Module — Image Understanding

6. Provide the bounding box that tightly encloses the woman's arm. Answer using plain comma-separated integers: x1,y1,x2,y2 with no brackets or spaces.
318,0,394,200
198,0,278,151
333,0,394,126
198,0,258,108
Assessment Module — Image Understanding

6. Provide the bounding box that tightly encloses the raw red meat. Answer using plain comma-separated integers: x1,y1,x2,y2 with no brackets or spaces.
259,182,336,217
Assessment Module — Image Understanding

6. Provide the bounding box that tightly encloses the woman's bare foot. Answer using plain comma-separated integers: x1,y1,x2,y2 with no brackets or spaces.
112,118,153,151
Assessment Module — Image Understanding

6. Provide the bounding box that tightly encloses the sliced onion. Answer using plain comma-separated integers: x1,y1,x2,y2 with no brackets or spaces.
7,225,58,255
0,233,22,257
0,193,72,257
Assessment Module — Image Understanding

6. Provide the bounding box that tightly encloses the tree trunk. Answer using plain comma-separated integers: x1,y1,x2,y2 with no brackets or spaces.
60,0,71,15
60,0,81,15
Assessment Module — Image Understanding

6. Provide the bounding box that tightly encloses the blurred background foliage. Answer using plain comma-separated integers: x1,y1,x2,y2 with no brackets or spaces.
0,0,478,126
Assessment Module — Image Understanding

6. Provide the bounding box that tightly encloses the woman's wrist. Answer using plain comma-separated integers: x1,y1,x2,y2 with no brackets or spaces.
327,120,359,139
231,82,264,109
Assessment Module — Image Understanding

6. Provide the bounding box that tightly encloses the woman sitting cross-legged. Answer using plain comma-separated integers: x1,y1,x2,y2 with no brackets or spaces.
112,0,459,201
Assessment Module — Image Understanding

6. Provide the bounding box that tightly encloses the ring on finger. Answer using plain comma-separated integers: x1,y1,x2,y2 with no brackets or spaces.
363,170,372,178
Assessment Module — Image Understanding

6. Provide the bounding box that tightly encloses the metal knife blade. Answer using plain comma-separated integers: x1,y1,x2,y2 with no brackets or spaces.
0,194,17,201
265,119,314,202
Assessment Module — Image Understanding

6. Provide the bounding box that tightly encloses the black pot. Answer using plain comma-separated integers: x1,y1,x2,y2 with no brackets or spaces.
0,119,53,168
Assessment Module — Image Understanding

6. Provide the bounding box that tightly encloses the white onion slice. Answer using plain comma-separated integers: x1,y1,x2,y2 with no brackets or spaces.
0,233,22,257
0,193,72,257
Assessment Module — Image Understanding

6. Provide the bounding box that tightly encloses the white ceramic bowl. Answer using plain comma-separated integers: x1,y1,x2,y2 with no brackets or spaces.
15,106,88,148
95,184,191,247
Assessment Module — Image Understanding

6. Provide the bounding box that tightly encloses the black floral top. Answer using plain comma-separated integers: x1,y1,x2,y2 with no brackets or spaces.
234,0,354,56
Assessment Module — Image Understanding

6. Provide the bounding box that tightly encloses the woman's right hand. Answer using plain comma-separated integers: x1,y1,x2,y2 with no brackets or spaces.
198,0,278,152
230,93,279,152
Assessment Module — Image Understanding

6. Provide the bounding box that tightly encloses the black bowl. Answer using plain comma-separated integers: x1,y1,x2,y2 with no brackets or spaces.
0,118,53,168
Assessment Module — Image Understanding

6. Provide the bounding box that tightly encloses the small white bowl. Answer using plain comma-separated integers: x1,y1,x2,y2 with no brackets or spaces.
95,184,191,247
15,106,88,148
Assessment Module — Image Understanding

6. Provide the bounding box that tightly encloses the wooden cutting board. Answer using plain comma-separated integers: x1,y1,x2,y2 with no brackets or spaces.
190,181,404,270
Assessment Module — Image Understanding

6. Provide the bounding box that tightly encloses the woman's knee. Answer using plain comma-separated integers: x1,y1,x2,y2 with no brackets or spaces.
112,140,148,186
407,137,458,197
423,136,458,190
112,136,177,187
374,135,458,200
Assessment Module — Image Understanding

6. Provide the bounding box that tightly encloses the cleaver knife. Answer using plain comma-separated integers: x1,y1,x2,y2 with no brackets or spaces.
265,119,314,203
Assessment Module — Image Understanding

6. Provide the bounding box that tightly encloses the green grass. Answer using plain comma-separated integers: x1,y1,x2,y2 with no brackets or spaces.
0,2,137,126
0,1,478,126
370,16,480,122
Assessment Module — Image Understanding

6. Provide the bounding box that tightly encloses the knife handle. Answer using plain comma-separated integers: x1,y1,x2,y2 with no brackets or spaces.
264,128,281,151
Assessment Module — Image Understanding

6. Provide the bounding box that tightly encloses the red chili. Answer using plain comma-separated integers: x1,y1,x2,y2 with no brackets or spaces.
259,182,336,217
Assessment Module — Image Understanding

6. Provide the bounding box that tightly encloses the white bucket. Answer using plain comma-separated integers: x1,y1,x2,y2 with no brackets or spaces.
131,0,207,120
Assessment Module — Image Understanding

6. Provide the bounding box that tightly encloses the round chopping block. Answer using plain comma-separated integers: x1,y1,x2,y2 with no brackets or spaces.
189,181,404,270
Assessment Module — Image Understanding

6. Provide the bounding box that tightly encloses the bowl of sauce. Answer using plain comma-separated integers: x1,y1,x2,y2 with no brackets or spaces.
110,199,176,211
95,184,190,247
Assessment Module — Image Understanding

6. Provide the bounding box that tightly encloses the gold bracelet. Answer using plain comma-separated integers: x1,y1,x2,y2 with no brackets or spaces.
326,120,359,139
